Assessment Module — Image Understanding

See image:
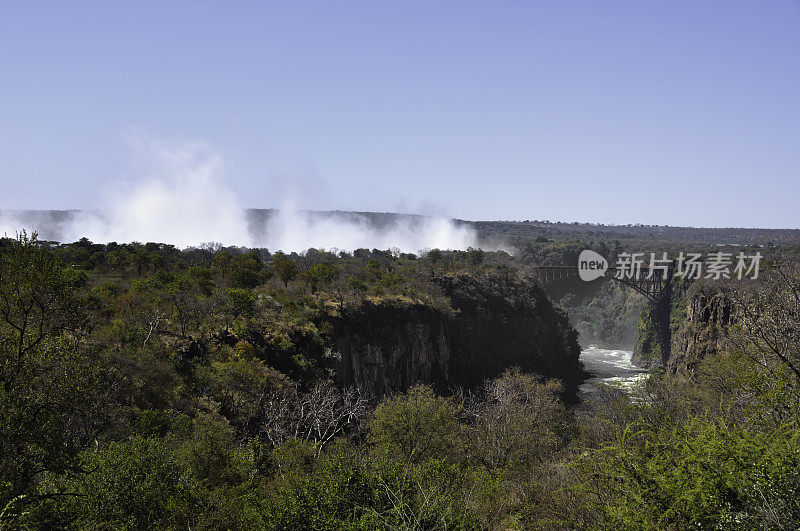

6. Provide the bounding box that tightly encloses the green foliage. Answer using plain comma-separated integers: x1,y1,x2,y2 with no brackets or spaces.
271,252,299,287
467,247,485,266
133,409,192,438
347,276,367,292
300,262,339,293
178,413,245,488
467,369,567,471
0,233,108,520
229,266,260,289
261,449,480,530
369,385,461,463
46,437,195,530
0,232,87,360
3,232,799,528
187,265,214,294
426,248,442,263
575,418,800,528
226,287,256,318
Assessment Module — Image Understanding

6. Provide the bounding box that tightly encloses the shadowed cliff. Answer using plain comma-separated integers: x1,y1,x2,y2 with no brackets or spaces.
333,273,584,401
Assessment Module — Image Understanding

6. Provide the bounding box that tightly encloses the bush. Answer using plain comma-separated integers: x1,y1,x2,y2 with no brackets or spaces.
47,437,195,530
574,417,800,528
260,448,479,530
226,288,256,318
369,384,461,463
229,266,261,289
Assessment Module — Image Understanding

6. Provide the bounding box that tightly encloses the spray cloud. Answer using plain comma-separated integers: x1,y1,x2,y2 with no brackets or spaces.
1,140,489,254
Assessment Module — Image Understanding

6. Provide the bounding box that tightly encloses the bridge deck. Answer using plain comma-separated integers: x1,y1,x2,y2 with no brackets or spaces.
530,265,673,301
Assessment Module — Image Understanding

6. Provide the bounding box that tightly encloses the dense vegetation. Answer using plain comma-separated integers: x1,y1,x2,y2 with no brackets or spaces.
2,232,800,528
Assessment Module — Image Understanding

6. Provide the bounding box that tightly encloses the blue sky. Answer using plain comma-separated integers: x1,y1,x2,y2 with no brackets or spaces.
1,1,799,228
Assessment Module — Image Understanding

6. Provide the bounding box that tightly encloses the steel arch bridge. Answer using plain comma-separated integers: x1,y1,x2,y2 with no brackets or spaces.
530,265,673,302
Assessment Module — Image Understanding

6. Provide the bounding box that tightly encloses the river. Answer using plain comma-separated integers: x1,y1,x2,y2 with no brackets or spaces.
579,345,649,397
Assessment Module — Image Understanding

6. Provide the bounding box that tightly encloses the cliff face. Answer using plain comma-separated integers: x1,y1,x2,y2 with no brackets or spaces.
333,273,584,400
632,276,688,369
667,290,733,376
633,279,733,376
632,302,668,369
333,304,453,397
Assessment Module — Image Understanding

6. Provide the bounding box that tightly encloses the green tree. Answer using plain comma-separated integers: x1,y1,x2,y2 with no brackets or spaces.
228,266,260,289
225,288,256,318
426,249,442,263
467,247,485,266
131,249,151,276
466,369,566,471
271,252,299,288
0,233,107,519
47,437,194,530
369,384,461,463
300,262,339,293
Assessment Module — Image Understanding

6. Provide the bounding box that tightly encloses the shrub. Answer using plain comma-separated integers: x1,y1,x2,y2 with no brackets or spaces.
369,384,461,463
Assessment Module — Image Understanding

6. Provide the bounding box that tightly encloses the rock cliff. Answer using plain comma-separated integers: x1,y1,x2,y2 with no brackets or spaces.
667,289,733,376
333,273,584,400
633,278,733,376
